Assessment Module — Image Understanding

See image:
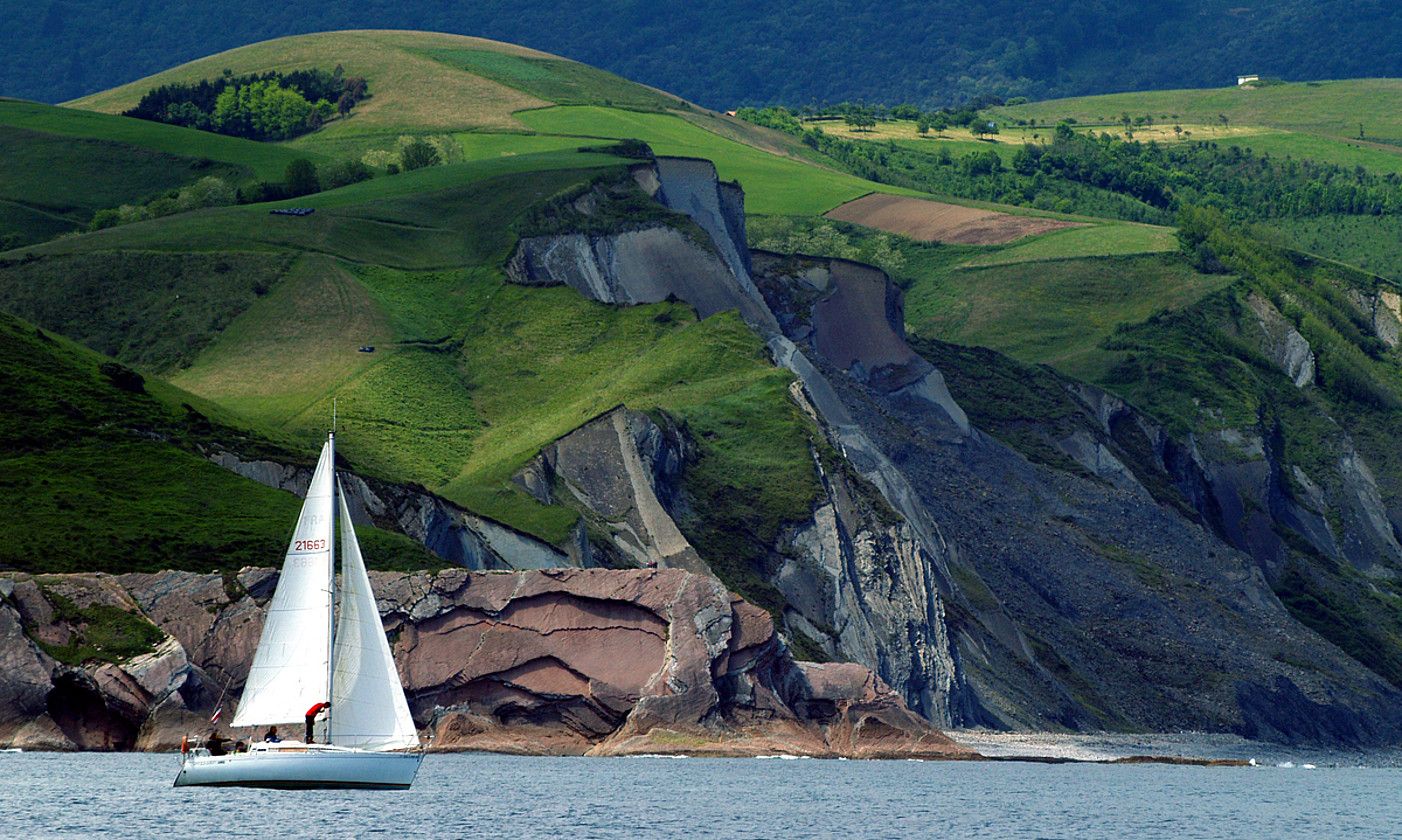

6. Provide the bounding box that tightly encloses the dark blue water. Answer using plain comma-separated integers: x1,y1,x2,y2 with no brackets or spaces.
2,751,1400,838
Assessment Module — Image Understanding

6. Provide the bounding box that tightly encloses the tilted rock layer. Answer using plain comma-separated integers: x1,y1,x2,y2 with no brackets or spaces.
0,568,971,759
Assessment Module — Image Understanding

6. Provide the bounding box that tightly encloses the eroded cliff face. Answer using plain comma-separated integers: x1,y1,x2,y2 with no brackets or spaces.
503,168,967,725
496,158,1402,744
0,569,968,759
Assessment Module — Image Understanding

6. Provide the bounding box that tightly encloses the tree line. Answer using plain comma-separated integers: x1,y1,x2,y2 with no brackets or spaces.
738,107,1402,224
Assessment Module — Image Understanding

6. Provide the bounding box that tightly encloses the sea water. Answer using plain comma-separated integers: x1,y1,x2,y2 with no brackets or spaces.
2,750,1400,839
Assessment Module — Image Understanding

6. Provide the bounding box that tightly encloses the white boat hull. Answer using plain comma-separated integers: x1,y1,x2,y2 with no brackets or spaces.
174,744,423,789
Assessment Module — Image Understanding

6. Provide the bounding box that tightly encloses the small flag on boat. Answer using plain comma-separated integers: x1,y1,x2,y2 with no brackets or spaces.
209,706,222,724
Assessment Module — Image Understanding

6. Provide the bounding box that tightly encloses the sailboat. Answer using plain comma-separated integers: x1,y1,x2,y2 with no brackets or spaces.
174,433,424,789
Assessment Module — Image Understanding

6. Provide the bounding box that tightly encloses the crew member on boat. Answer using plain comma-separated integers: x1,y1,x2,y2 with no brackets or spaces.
263,726,281,743
305,702,331,744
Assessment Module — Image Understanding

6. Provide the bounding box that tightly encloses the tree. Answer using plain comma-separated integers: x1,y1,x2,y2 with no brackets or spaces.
284,158,320,197
931,114,949,135
1121,111,1132,130
916,116,930,135
400,138,440,171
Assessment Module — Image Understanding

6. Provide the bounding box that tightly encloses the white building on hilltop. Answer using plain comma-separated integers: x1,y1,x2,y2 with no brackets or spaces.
1237,74,1260,86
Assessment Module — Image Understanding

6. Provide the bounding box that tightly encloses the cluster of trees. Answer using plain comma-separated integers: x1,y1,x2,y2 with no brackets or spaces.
124,67,368,141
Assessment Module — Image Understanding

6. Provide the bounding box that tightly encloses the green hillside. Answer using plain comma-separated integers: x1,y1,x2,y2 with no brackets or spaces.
0,310,435,574
0,99,321,247
0,142,822,552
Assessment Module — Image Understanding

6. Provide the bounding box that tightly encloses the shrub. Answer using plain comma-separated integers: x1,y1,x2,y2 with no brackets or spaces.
400,139,441,171
284,159,320,197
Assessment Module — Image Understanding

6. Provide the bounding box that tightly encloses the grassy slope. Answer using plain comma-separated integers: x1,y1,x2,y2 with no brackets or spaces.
518,106,907,215
0,310,435,574
0,99,320,180
905,253,1234,379
1271,215,1402,280
992,79,1402,141
1214,131,1402,176
4,151,822,549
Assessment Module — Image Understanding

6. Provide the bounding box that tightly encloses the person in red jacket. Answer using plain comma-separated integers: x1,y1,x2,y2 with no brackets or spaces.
304,702,330,744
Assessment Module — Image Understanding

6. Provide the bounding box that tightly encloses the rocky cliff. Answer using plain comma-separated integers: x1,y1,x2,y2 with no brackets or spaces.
496,157,1402,745
0,569,968,758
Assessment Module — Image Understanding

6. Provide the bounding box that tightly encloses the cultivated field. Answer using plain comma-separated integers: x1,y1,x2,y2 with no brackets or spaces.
825,193,1083,245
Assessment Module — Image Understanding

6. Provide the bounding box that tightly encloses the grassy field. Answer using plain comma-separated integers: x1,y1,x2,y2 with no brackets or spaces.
454,132,590,160
904,254,1234,379
992,79,1402,142
959,223,1176,266
517,106,906,215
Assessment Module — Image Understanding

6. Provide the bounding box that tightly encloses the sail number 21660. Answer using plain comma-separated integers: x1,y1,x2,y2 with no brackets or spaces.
293,539,327,552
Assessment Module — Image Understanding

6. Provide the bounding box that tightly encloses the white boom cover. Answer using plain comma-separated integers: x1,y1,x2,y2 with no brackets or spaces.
232,437,335,727
330,483,419,750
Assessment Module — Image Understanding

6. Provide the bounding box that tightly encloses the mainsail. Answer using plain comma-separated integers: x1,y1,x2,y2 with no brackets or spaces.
329,481,420,750
232,437,336,727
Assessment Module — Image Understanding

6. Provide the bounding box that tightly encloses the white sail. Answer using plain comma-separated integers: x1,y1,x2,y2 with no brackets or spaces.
232,437,336,727
329,482,419,750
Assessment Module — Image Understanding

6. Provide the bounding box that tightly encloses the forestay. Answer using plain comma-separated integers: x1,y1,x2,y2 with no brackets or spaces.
329,482,419,750
232,437,336,727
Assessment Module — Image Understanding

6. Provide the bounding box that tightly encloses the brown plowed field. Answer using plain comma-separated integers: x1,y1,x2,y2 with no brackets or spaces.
825,193,1083,245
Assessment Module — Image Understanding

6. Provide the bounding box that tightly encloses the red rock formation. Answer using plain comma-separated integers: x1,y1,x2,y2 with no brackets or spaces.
0,568,973,759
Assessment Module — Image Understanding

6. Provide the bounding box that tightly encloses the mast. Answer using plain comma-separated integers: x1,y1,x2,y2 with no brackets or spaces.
326,429,336,740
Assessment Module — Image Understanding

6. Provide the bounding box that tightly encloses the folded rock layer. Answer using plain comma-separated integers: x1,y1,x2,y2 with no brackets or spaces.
0,568,972,759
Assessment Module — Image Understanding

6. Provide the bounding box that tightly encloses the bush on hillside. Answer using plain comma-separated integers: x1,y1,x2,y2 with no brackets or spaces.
400,139,440,171
284,159,320,197
89,176,237,231
320,159,374,190
361,135,462,172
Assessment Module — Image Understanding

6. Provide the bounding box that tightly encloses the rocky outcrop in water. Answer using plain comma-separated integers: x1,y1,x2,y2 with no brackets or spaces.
0,569,969,758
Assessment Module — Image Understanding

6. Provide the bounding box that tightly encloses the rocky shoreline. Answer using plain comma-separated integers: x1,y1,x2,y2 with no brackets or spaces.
0,568,973,760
